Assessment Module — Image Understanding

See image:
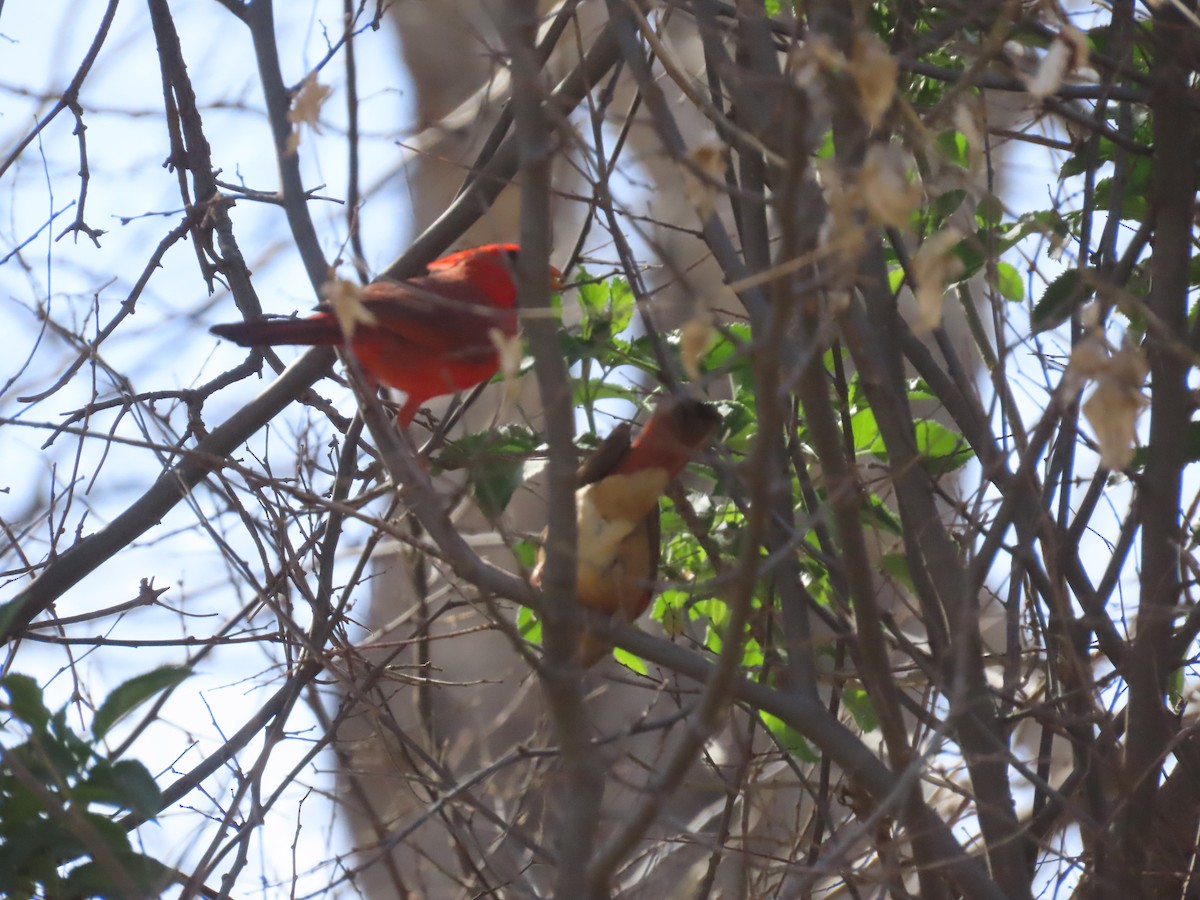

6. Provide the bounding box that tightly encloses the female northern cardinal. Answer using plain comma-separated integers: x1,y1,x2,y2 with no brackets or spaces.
533,397,721,666
210,244,561,426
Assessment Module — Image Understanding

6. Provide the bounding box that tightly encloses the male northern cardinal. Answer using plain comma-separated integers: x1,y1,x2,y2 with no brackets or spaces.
210,244,561,426
533,396,721,666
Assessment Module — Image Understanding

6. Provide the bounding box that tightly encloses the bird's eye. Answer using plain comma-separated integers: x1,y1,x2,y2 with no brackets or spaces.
503,247,521,265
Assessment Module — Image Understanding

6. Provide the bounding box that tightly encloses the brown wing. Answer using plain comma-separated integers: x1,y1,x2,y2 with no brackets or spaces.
345,277,516,359
576,423,633,485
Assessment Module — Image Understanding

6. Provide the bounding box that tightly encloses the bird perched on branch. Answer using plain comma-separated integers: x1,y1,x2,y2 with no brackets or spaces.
534,396,721,666
211,244,562,426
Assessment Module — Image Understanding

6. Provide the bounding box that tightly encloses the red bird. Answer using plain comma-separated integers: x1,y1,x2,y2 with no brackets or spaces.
210,244,561,426
534,397,721,666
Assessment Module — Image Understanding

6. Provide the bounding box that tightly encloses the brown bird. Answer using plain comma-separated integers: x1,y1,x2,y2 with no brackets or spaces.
533,396,721,666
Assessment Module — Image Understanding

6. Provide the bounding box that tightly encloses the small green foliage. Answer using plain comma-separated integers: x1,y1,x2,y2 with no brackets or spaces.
862,493,904,537
73,758,163,818
1,673,50,731
691,597,728,627
1094,168,1150,223
952,236,985,283
740,638,765,671
517,606,542,645
572,378,641,408
92,665,191,740
841,684,879,733
760,711,819,761
711,399,755,454
882,552,915,591
932,188,967,220
437,425,541,522
993,260,1024,302
1033,269,1094,332
653,589,689,637
1169,666,1186,714
0,598,23,648
848,407,972,473
692,322,754,394
850,408,886,456
512,537,540,571
1131,421,1200,472
935,130,970,169
0,674,173,900
613,648,648,675
575,269,635,342
913,420,975,474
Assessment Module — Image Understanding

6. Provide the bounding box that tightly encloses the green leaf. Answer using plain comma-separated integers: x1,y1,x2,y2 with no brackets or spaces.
953,237,985,282
1033,269,1093,332
907,379,937,403
559,331,595,365
913,420,975,473
613,647,648,675
704,626,723,655
0,816,79,894
571,379,641,407
77,811,134,855
651,589,689,637
1170,666,1186,713
842,684,879,733
815,129,835,160
77,759,162,818
62,852,174,899
849,409,886,456
517,606,542,645
862,492,904,537
881,553,914,591
696,322,753,388
932,188,967,219
576,274,635,340
1060,138,1114,179
935,130,970,168
512,537,539,571
741,638,765,670
691,597,728,627
760,711,819,761
975,194,1005,228
0,597,24,645
92,666,192,741
608,278,635,334
992,260,1024,302
437,425,540,521
1131,420,1200,472
1,674,50,731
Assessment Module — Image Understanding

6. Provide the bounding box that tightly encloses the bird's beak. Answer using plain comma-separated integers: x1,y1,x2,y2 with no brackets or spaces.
549,266,564,294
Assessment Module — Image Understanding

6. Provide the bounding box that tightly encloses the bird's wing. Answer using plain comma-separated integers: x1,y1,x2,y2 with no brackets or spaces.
351,277,516,358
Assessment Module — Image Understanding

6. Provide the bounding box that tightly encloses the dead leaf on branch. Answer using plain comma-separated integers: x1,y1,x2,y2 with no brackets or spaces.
1070,335,1148,470
322,277,376,340
1023,25,1089,100
680,314,715,381
489,327,524,405
683,142,728,223
849,32,898,129
911,229,964,332
858,143,921,230
287,73,333,154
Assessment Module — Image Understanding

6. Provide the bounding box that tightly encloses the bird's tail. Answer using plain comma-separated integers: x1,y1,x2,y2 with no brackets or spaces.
210,316,341,347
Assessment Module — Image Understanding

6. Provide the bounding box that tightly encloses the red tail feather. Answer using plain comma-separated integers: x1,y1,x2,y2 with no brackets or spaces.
209,316,342,348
